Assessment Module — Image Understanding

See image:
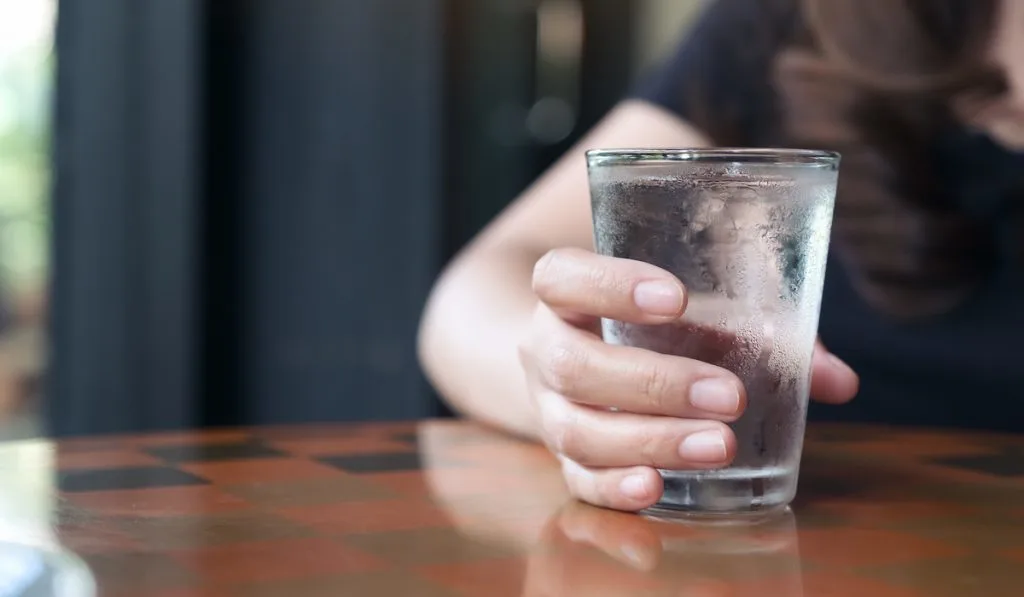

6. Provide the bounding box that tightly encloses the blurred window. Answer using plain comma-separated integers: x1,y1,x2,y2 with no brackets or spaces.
0,0,54,429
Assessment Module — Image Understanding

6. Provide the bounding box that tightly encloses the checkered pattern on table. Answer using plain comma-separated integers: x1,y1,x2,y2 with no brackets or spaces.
55,422,1024,597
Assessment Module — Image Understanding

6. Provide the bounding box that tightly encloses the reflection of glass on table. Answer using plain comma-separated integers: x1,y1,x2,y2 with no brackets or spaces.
587,149,839,520
656,509,803,595
526,501,803,597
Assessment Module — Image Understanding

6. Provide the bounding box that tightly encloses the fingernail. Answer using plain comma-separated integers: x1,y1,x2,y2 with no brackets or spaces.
619,474,651,501
633,280,684,316
689,378,741,416
679,430,728,463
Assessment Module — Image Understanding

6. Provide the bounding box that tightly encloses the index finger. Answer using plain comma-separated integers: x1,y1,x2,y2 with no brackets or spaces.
533,248,687,324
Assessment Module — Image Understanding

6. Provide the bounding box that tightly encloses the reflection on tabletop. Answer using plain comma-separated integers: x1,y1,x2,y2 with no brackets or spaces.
522,503,802,597
0,421,1020,595
423,422,1024,597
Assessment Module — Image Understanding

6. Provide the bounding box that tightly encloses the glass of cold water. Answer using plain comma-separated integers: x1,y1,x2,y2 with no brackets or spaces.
586,148,840,521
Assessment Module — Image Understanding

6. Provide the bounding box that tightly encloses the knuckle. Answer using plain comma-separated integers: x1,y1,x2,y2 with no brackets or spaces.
549,412,598,466
531,250,565,297
559,458,588,499
538,397,575,454
582,263,616,294
540,400,595,465
583,262,633,306
560,427,592,465
637,427,664,467
559,456,600,504
541,338,588,396
635,362,674,409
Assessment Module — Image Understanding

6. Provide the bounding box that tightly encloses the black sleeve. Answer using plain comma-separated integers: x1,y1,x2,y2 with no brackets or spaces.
630,0,801,146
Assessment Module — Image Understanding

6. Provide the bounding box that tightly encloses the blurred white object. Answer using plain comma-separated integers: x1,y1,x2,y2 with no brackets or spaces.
0,441,94,596
0,440,52,548
0,542,93,597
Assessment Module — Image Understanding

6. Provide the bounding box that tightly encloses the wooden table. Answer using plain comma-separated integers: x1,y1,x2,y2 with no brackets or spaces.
5,421,1023,596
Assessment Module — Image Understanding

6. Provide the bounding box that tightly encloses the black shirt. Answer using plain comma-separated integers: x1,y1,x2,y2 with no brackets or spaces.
631,0,1024,432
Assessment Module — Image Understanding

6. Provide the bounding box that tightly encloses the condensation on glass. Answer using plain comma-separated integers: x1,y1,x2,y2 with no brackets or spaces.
587,148,840,520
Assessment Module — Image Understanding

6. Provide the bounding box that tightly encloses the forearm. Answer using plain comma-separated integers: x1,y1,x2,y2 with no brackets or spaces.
417,248,542,439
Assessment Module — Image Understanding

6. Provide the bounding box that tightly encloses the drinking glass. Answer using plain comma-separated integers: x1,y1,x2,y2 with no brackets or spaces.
586,148,840,520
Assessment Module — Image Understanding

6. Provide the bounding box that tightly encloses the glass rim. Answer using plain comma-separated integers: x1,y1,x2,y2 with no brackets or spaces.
585,148,840,167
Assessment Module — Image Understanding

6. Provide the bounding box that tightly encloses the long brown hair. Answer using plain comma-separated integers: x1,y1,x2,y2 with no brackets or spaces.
775,0,1005,317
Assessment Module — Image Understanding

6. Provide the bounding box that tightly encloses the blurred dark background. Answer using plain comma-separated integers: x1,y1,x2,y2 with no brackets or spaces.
0,0,707,436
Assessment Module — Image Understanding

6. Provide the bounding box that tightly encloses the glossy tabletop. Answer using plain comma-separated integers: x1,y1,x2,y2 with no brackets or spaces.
2,421,1023,596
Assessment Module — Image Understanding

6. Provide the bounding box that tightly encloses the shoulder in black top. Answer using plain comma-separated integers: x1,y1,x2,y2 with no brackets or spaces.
634,0,800,146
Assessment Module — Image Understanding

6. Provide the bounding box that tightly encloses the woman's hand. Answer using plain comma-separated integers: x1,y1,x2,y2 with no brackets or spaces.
518,248,859,512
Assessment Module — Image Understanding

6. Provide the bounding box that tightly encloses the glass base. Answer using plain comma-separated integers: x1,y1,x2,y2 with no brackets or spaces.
641,466,798,525
641,504,791,526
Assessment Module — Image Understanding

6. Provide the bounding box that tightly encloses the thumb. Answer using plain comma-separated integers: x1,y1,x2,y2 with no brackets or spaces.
810,340,859,404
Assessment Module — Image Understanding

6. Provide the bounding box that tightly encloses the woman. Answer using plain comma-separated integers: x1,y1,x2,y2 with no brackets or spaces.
418,0,1024,512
